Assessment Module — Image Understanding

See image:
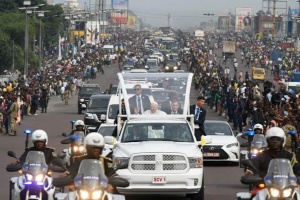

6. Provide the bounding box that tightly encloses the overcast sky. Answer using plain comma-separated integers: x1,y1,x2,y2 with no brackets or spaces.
55,0,299,29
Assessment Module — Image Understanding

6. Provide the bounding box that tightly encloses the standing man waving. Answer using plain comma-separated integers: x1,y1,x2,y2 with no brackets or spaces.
190,96,207,141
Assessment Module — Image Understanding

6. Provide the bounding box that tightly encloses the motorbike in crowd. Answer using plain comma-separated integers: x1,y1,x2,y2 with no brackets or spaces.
240,134,267,168
236,159,300,200
6,151,65,200
53,159,129,200
61,131,86,168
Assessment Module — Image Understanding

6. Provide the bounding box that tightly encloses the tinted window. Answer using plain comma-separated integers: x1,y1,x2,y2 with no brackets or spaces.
88,98,109,108
108,104,119,119
98,126,116,137
204,123,232,136
80,87,100,94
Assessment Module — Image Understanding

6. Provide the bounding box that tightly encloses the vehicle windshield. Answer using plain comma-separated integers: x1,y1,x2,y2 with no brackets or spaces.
80,87,100,95
251,134,267,149
146,61,157,66
98,126,116,137
22,151,48,175
108,104,119,120
254,69,264,74
74,159,108,189
88,98,110,108
264,159,297,188
166,60,177,66
287,86,300,94
204,123,232,136
73,131,85,145
121,123,193,142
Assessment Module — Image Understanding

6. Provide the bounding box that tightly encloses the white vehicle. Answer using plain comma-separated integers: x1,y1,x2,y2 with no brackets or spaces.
109,72,204,199
97,123,117,158
202,120,240,165
150,52,164,63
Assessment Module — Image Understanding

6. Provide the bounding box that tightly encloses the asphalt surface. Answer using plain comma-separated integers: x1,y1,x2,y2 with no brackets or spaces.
0,46,272,200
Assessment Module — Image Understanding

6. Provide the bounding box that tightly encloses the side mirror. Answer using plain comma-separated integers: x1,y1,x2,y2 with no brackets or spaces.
61,139,71,144
62,132,68,137
108,177,129,188
7,151,18,159
6,164,22,172
241,175,263,185
81,104,87,110
104,136,115,145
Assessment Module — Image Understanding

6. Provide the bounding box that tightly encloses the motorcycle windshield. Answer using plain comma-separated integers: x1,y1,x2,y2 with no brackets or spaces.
22,151,48,175
73,131,85,145
264,158,297,188
250,135,267,149
74,159,108,189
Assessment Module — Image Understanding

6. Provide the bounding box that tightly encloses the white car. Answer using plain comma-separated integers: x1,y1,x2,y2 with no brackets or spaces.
111,119,204,199
202,120,240,165
150,52,164,63
97,123,117,158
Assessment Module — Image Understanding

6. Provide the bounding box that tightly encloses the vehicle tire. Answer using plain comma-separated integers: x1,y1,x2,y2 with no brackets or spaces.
187,176,204,200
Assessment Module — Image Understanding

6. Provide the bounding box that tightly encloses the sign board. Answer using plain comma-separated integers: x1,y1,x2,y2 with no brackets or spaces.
235,7,252,31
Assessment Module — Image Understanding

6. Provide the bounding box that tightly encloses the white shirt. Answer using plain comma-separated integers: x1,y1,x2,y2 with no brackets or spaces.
144,110,167,115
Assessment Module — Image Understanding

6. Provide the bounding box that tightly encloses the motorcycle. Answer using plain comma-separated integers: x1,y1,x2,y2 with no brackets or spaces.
54,159,129,200
236,159,300,200
240,134,267,168
61,131,86,168
6,151,65,200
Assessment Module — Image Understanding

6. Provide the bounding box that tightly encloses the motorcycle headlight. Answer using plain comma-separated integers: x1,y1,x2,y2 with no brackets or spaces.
226,143,238,148
188,157,203,168
73,145,79,152
35,174,44,182
174,66,178,69
26,174,33,181
79,190,90,199
78,145,85,152
92,190,103,199
269,188,280,197
165,66,169,69
251,148,259,155
79,99,84,102
282,188,293,198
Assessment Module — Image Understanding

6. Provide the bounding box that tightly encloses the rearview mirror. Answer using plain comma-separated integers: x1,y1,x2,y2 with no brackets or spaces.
7,151,17,159
104,136,115,145
62,132,68,137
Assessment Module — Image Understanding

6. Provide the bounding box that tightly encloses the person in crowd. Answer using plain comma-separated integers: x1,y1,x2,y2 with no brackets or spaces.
7,96,19,136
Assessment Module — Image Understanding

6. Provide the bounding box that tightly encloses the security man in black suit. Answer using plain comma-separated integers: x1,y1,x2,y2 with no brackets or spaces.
168,101,183,115
128,84,151,114
189,96,207,141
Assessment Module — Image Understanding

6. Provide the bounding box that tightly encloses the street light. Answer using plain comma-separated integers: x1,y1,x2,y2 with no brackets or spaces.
19,0,39,77
36,11,49,71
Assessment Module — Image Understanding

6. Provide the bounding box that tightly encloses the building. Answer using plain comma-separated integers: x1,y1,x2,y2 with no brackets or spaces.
62,0,81,13
47,0,53,5
254,13,283,39
218,16,229,31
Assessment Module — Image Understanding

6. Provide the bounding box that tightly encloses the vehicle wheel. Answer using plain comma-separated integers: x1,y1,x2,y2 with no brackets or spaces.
187,176,204,200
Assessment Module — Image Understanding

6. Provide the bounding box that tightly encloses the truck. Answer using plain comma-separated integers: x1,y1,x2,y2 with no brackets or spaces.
222,41,236,54
194,30,205,40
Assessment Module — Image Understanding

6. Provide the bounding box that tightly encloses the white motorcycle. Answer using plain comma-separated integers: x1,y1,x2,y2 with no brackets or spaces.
61,131,86,168
54,159,129,200
6,151,65,200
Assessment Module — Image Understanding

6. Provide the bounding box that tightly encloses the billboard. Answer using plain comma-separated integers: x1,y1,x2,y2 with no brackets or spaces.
110,11,128,25
112,0,128,10
235,7,252,31
127,15,136,28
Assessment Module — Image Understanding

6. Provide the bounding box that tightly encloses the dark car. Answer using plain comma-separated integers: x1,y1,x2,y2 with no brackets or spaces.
164,60,180,72
78,84,101,114
84,94,112,132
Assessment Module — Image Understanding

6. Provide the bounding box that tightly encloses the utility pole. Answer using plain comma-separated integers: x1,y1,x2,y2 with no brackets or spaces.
167,13,170,27
12,40,15,72
267,0,271,14
272,0,276,40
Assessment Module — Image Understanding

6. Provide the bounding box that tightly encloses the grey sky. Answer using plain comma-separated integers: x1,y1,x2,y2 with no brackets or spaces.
54,0,299,29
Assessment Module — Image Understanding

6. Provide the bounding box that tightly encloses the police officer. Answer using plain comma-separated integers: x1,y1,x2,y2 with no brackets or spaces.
68,132,112,178
246,127,300,178
69,120,89,136
253,123,264,135
18,130,57,165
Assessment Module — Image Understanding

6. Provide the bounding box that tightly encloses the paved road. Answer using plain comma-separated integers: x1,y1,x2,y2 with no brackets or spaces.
0,55,251,200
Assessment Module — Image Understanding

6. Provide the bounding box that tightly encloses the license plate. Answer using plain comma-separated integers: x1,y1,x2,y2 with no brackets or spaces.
152,177,167,184
204,152,220,157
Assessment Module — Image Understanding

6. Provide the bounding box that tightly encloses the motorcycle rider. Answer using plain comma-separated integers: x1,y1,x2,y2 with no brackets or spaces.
246,127,300,178
18,130,57,165
69,120,89,136
253,123,264,135
68,132,112,178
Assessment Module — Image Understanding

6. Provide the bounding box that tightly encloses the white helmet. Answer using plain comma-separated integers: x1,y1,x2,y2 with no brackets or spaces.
253,124,264,133
84,132,105,148
265,127,286,147
31,130,48,145
74,120,85,127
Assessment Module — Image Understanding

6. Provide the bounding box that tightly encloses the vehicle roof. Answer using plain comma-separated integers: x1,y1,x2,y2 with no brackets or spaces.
90,94,112,98
82,84,100,87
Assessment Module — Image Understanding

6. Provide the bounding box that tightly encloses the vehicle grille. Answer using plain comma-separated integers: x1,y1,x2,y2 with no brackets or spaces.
130,153,188,173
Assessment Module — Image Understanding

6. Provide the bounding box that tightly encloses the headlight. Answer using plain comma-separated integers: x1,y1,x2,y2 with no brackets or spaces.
92,190,103,199
35,174,44,182
73,145,85,153
174,66,178,69
79,190,89,199
79,99,84,102
114,157,129,168
26,174,33,181
226,143,238,148
85,113,94,119
165,66,169,69
282,188,293,198
251,148,259,155
188,158,203,168
269,188,280,197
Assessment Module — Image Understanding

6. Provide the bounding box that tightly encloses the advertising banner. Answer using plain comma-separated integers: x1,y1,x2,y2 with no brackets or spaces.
110,11,128,24
235,7,252,31
127,15,136,28
86,21,99,44
111,0,128,10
